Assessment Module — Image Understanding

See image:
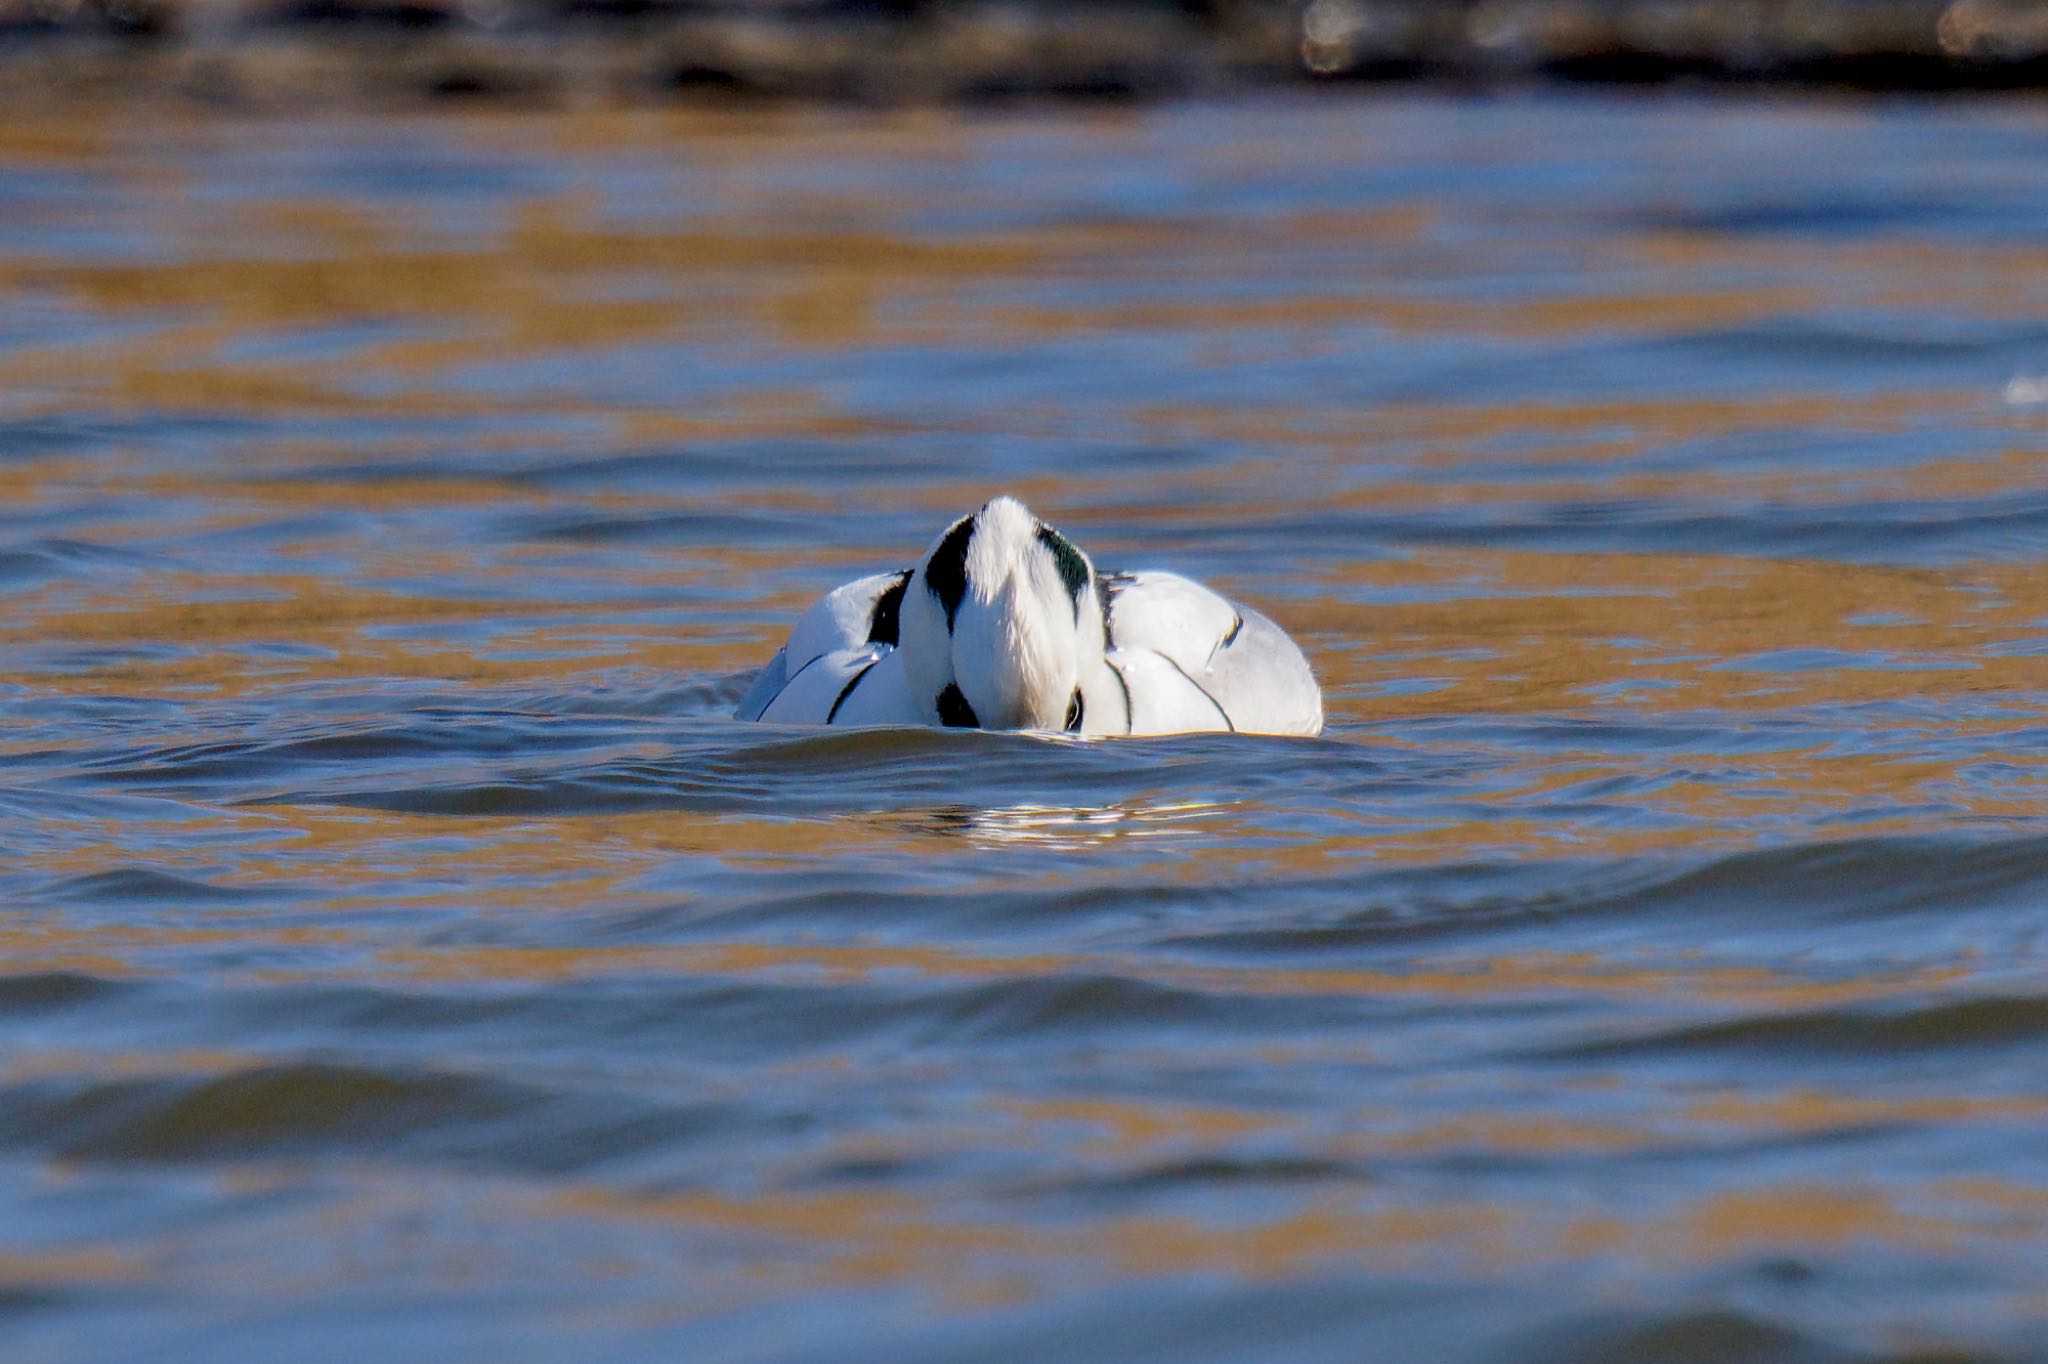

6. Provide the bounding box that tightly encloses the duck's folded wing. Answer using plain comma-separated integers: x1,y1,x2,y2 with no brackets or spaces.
822,648,927,727
756,647,888,724
752,647,926,727
735,569,910,721
1104,570,1322,736
1110,650,1234,736
733,647,791,722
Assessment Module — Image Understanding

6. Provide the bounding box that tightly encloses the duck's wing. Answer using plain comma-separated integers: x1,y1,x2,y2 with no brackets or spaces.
819,648,927,727
1102,570,1323,737
735,569,911,722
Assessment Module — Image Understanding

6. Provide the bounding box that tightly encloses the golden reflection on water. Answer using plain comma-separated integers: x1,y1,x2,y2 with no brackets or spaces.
5,100,2048,1344
538,1174,2046,1306
5,100,2044,738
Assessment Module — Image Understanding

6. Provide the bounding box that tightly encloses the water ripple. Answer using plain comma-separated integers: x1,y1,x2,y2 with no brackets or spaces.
3,93,2047,1364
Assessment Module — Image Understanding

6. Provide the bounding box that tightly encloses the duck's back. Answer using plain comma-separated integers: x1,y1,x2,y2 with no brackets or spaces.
1104,571,1323,737
736,562,1322,737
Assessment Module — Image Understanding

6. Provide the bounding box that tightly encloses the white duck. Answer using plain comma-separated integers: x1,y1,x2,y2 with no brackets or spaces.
735,496,1322,737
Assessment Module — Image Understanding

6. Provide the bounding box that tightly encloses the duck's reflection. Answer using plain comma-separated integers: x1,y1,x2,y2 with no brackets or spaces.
904,798,1229,849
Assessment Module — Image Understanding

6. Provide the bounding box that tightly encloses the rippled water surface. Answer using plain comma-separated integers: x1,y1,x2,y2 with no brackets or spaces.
5,93,2048,1362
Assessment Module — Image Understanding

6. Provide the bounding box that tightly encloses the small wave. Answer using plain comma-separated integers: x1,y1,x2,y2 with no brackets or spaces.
1166,834,2048,959
200,978,934,1063
1041,1154,1366,1197
47,868,276,906
77,712,654,802
1563,833,2048,937
295,723,1171,818
0,1285,69,1318
0,538,158,593
494,669,753,718
1549,993,2048,1062
0,1058,736,1175
0,414,127,463
0,972,132,1015
1247,489,2048,567
1506,1306,1911,1364
925,973,1281,1042
1637,196,1966,239
0,1062,531,1163
500,506,826,547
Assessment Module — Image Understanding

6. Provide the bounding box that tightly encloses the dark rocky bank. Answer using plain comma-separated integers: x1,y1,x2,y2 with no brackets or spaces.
1,0,2045,107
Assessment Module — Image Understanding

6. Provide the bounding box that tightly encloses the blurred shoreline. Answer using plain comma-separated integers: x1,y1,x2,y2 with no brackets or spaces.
2,0,2046,109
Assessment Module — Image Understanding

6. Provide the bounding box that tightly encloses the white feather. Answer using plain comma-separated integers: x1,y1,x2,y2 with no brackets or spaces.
826,650,927,727
1109,651,1235,736
1105,572,1323,737
755,647,882,725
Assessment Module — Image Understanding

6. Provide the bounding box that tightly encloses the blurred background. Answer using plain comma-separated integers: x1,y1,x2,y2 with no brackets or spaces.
5,0,2048,101
5,5,2048,1364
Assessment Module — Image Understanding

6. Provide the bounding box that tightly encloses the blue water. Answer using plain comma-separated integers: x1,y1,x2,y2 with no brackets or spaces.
3,92,2048,1362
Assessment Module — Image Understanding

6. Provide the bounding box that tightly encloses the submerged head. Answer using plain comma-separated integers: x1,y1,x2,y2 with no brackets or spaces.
898,496,1107,732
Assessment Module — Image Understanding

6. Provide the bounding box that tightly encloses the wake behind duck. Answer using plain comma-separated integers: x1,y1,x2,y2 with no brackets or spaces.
736,497,1322,737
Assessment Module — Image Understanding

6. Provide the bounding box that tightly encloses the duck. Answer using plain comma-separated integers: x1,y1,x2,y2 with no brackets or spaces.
735,497,1322,737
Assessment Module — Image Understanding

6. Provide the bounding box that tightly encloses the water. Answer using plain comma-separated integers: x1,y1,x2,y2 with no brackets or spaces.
4,93,2048,1363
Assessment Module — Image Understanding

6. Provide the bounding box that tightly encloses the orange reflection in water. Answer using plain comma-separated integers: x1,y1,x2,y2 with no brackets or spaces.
4,99,2048,1351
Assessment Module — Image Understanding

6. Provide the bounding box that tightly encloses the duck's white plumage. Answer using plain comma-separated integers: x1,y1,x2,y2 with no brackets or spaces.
735,497,1322,737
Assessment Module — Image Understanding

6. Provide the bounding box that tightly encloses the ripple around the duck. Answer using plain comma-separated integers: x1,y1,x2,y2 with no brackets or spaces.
289,724,1285,818
65,715,664,804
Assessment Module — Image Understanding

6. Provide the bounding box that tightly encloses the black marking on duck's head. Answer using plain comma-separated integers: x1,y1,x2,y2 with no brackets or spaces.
867,570,911,647
924,515,976,632
1033,524,1091,608
899,497,1113,732
936,682,979,728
